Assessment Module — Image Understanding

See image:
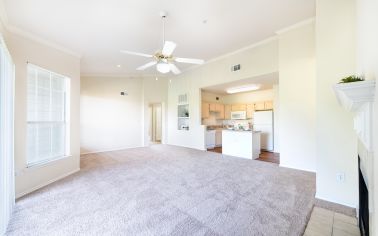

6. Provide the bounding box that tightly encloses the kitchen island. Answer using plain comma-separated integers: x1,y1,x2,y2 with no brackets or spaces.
222,130,261,159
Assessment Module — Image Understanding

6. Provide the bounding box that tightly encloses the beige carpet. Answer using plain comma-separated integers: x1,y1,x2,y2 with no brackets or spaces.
6,145,315,236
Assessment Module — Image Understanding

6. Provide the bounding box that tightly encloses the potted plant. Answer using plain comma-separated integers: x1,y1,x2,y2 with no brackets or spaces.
338,75,364,84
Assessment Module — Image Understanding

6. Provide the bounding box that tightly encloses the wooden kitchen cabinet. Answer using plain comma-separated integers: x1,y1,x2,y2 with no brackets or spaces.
224,105,231,120
246,104,254,119
209,103,217,112
264,101,273,110
231,104,246,111
254,102,265,111
216,104,224,119
202,102,210,118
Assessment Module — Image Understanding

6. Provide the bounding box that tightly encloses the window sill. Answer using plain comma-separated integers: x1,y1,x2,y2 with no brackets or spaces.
26,155,72,169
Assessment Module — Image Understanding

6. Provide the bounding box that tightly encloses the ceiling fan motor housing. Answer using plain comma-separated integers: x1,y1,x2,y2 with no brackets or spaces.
160,11,167,18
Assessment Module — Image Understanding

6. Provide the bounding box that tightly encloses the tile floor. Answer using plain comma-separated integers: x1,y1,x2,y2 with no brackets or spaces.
304,207,360,236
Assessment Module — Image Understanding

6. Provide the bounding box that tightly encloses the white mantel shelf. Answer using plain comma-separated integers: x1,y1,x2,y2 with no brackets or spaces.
333,80,375,112
333,80,375,151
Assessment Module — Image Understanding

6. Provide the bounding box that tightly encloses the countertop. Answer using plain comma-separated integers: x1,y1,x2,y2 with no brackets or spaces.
222,129,261,133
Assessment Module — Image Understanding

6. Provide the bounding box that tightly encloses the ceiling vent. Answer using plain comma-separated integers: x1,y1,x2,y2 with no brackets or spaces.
231,64,241,72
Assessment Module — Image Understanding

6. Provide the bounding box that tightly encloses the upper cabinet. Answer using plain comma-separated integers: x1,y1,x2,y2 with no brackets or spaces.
231,104,247,111
209,103,217,112
224,104,231,120
254,101,273,111
216,104,225,119
246,104,254,119
254,102,265,111
202,100,273,120
202,102,224,119
264,101,273,110
202,102,210,118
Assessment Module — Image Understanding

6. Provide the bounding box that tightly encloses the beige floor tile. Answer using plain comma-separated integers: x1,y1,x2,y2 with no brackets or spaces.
334,213,357,226
311,213,334,226
332,227,360,236
333,220,360,236
306,219,333,235
305,228,331,236
313,207,334,218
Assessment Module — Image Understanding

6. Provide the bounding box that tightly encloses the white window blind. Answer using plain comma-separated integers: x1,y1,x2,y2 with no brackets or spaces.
0,35,15,235
27,64,70,166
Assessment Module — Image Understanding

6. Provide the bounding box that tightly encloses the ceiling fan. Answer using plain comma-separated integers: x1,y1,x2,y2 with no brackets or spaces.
120,11,205,75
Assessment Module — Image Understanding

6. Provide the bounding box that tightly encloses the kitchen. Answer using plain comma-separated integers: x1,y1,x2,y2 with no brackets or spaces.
201,74,279,162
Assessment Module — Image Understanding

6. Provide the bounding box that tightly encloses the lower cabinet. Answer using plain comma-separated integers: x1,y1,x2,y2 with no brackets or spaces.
215,130,222,147
206,130,216,149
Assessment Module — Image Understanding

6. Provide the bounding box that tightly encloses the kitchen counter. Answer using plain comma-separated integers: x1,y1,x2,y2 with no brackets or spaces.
222,129,261,133
222,130,261,159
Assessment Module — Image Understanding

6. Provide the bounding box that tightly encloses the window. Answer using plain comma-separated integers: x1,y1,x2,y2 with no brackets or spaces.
27,64,70,166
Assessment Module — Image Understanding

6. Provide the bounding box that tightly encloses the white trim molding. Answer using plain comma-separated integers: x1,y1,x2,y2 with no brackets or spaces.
15,168,80,199
275,18,315,35
333,80,376,151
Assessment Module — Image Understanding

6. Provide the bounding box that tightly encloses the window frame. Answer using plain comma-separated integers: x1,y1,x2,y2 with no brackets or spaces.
26,63,71,167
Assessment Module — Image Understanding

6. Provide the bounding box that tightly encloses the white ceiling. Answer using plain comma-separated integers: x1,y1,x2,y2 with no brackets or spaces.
202,72,279,95
2,0,315,76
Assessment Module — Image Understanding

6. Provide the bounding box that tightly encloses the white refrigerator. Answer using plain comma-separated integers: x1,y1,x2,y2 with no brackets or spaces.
253,110,274,151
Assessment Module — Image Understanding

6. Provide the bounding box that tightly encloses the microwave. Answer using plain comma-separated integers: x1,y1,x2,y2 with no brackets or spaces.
231,111,247,120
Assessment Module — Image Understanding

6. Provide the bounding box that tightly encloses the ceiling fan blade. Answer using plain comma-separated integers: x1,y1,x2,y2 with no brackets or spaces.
170,64,181,75
175,57,204,65
120,50,153,58
162,41,176,56
136,61,157,70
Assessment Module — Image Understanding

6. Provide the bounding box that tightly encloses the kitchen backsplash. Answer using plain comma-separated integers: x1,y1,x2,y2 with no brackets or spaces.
202,114,223,126
223,119,252,126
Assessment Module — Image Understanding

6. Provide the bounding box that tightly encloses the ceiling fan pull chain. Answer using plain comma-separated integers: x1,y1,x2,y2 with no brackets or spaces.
162,14,166,46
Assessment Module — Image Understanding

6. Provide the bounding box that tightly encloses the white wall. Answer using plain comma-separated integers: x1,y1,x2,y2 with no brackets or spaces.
5,30,81,198
80,76,168,153
80,76,144,153
201,91,223,103
356,0,378,234
278,22,316,172
222,89,274,104
168,39,279,150
316,0,358,207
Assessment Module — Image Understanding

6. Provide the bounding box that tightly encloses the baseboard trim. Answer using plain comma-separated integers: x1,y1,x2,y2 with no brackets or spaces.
16,168,80,199
315,197,357,217
80,146,145,155
279,163,316,173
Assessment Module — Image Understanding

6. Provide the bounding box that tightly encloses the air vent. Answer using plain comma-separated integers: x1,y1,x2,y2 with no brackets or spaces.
178,93,188,104
231,64,241,72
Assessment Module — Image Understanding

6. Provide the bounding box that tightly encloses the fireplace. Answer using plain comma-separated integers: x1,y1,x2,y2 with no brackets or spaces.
359,156,369,236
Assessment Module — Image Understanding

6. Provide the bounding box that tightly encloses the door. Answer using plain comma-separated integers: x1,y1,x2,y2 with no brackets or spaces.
150,103,162,143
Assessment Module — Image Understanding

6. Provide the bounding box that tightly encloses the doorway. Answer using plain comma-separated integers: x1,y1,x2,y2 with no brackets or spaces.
149,103,162,144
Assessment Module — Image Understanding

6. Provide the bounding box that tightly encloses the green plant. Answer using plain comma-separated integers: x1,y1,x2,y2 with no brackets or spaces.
339,75,364,84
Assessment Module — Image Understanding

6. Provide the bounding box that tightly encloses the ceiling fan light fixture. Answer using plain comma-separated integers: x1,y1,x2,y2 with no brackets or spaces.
156,62,170,74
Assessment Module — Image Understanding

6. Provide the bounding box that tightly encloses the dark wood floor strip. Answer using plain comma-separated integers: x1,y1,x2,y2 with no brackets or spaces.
207,147,280,164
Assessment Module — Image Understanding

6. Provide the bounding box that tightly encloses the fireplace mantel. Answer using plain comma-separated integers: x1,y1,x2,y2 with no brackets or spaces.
333,80,375,151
